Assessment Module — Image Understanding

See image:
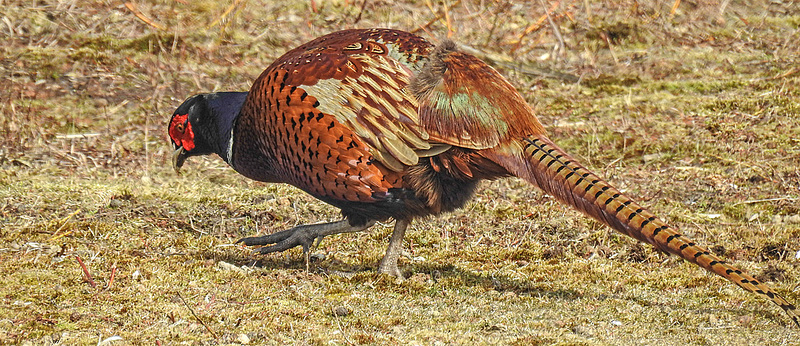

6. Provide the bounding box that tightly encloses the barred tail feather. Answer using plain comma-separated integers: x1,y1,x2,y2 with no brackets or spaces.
488,134,798,327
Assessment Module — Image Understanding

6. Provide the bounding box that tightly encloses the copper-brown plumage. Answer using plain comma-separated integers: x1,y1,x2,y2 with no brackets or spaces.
167,28,797,326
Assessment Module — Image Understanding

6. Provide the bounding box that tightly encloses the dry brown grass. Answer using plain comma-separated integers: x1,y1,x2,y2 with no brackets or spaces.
2,0,799,344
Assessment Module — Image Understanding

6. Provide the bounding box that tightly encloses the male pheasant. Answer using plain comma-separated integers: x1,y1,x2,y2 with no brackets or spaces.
168,28,798,326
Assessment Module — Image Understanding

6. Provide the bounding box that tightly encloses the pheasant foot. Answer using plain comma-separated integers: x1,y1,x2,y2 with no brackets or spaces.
377,219,410,279
238,219,376,270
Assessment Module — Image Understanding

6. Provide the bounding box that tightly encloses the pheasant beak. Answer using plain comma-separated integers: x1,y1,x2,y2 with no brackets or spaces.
173,146,188,173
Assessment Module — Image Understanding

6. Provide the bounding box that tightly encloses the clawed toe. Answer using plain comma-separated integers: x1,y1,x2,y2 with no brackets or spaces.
377,262,405,279
237,219,377,274
236,227,299,247
237,219,373,257
237,228,316,255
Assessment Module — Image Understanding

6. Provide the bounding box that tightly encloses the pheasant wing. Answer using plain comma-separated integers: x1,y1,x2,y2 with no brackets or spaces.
411,41,545,150
280,30,449,172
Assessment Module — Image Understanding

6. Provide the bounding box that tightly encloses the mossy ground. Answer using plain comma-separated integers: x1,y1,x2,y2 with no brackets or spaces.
2,1,799,344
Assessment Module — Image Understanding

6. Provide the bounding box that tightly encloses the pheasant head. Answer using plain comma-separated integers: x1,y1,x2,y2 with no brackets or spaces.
168,92,248,171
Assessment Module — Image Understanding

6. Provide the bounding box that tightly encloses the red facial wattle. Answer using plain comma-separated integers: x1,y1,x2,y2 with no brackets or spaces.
169,114,195,151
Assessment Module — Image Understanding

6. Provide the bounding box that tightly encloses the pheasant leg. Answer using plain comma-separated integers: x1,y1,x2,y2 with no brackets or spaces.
377,219,410,278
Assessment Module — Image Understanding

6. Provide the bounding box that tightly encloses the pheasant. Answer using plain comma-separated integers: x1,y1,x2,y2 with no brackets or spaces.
168,28,798,326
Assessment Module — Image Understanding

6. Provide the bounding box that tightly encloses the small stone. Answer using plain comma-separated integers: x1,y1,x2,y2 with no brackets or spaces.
217,261,252,273
572,325,594,337
698,213,722,219
483,323,505,331
48,332,61,343
236,333,250,344
708,314,718,325
217,261,242,272
409,273,430,284
333,306,351,317
502,291,517,299
710,245,726,256
108,199,124,208
431,270,442,281
738,314,753,327
47,244,62,255
643,153,666,163
70,312,83,322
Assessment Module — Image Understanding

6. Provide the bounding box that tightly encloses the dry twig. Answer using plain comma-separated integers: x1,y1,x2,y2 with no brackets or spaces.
106,264,117,290
177,293,219,339
537,0,566,60
207,0,246,30
76,256,97,288
50,209,81,241
733,197,799,206
124,2,166,31
412,0,462,37
670,0,681,18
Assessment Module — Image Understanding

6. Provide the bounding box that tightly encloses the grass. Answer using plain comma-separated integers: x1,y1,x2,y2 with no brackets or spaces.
2,0,799,344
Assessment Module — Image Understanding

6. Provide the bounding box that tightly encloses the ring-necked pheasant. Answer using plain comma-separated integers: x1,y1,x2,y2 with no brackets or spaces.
168,28,798,326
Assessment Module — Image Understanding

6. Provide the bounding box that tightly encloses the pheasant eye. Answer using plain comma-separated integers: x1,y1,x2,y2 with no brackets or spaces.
169,113,195,150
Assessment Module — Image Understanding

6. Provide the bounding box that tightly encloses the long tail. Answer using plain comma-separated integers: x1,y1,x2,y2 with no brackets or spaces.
489,134,798,327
